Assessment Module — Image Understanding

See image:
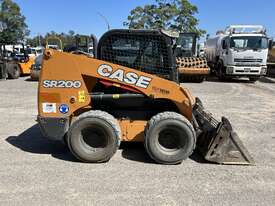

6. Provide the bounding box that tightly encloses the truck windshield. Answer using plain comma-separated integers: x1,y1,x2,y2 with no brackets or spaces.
230,36,268,50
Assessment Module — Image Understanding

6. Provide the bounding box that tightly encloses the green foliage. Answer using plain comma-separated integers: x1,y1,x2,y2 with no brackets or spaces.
26,30,78,47
0,0,29,44
124,0,205,36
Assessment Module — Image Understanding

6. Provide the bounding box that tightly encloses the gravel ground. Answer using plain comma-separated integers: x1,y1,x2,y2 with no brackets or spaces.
0,76,275,206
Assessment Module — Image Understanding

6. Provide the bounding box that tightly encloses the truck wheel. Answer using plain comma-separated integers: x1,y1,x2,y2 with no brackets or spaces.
217,61,226,81
144,112,196,164
67,110,121,163
7,63,20,79
249,77,259,83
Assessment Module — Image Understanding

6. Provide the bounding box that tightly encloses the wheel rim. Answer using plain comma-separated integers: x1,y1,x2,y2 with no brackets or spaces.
157,126,186,153
80,125,108,150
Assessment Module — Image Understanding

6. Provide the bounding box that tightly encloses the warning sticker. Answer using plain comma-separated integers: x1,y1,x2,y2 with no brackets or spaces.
42,103,57,113
78,91,86,103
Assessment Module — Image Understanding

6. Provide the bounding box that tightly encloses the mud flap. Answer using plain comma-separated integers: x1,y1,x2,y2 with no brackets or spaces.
193,98,255,165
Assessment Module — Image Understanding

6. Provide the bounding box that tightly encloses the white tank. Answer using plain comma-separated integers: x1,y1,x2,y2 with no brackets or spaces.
205,35,224,64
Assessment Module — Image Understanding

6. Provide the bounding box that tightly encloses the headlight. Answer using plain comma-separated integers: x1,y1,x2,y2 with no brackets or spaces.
226,66,234,74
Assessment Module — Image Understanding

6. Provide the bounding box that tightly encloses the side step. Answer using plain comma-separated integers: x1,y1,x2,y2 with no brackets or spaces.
193,98,255,165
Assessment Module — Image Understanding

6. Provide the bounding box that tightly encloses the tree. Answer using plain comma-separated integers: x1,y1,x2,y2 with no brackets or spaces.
124,0,205,36
26,30,78,47
0,0,29,44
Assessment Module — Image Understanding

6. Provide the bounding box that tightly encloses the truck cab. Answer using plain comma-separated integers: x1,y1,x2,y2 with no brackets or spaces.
206,25,269,82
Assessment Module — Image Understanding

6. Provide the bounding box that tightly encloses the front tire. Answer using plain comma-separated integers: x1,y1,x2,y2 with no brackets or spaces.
67,110,121,163
144,112,196,165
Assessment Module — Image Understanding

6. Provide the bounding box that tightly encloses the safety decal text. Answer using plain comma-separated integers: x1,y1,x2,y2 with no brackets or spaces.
42,103,56,113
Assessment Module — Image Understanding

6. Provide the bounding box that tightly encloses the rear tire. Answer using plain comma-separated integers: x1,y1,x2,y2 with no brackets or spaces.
67,110,121,163
217,61,226,81
144,112,196,164
7,63,20,79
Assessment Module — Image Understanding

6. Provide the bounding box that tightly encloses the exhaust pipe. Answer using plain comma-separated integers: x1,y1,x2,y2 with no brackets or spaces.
193,98,254,165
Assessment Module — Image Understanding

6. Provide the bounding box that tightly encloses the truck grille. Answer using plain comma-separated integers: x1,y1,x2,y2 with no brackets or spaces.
234,58,263,63
235,64,261,67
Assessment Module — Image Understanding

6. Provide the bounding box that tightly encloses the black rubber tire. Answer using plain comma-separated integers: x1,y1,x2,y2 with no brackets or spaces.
193,76,205,83
144,112,196,165
67,110,121,163
7,63,20,79
249,77,259,83
217,61,226,81
179,75,205,83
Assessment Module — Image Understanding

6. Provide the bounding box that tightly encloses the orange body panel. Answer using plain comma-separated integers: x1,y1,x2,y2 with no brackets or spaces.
38,50,195,142
119,120,146,142
19,57,35,75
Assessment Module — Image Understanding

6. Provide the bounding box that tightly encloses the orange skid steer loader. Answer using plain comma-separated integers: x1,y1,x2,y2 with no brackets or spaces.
37,29,254,165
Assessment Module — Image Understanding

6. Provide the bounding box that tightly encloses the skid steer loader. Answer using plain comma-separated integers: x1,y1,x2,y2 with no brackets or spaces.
37,29,254,165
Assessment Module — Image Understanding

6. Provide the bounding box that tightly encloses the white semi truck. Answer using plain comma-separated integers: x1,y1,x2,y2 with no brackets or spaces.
205,25,270,82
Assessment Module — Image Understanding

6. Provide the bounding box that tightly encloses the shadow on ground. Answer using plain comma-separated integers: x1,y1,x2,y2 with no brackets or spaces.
205,75,275,84
6,124,77,162
24,77,38,82
6,124,209,164
120,142,155,164
121,142,208,164
205,75,252,83
259,76,275,84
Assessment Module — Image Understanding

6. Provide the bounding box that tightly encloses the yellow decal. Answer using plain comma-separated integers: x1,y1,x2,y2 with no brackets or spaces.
113,83,121,87
78,91,86,103
112,94,120,99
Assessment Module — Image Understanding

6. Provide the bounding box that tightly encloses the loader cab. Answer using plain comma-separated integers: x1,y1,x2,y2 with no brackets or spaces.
175,33,198,57
63,34,98,57
46,36,63,51
97,29,178,82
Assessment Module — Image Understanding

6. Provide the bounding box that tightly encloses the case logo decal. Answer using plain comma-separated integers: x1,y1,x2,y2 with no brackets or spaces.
97,64,152,89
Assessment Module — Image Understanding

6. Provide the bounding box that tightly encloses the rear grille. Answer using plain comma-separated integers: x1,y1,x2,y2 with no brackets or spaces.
234,58,262,63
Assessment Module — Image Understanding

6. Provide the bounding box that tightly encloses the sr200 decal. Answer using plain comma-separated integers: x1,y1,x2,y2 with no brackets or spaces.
97,64,152,89
43,80,81,88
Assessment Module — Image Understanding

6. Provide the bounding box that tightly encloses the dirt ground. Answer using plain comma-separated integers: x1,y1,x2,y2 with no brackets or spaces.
0,76,274,206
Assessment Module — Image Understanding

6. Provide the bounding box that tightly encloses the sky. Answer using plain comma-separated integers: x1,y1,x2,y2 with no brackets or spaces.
14,0,275,39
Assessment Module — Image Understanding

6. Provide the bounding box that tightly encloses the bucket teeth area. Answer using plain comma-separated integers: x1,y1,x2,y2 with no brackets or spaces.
193,99,255,165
